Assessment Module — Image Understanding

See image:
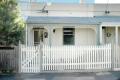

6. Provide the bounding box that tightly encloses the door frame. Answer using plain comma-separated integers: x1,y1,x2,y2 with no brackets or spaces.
33,28,45,45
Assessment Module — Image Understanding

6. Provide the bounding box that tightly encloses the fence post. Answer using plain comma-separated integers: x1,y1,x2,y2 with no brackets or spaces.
111,43,114,71
39,44,43,72
14,46,19,73
18,43,21,73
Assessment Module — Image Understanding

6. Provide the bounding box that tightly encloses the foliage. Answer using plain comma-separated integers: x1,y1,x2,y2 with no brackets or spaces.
0,0,25,46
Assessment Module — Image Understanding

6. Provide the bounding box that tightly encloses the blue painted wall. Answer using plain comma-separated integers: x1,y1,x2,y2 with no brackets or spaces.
20,0,95,4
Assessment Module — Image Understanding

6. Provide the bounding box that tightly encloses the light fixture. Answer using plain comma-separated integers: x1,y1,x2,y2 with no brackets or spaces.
44,32,48,38
53,29,55,33
105,10,110,14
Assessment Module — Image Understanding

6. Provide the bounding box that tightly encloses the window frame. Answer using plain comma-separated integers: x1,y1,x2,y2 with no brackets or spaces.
63,28,75,45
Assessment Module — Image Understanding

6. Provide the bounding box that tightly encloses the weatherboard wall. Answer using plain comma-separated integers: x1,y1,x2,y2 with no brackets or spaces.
26,24,97,46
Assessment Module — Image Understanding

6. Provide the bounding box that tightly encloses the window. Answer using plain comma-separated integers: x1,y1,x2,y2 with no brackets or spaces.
63,28,75,45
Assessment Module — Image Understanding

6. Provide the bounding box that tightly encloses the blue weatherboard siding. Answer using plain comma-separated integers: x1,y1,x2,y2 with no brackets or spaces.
46,0,79,3
20,0,94,3
49,0,95,3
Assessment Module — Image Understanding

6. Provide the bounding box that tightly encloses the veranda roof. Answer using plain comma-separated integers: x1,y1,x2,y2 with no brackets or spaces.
27,16,120,25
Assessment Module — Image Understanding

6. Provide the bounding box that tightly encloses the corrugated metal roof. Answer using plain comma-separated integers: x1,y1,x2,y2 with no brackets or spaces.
27,16,120,24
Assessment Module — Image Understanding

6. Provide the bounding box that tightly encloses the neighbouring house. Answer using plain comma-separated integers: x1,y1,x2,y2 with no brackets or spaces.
19,2,120,73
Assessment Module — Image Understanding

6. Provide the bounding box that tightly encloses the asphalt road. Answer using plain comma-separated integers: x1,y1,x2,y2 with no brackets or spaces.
0,72,119,80
18,72,119,80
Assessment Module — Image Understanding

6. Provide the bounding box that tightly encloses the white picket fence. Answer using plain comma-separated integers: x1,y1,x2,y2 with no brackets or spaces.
42,44,112,72
1,44,120,73
20,44,113,73
113,45,120,71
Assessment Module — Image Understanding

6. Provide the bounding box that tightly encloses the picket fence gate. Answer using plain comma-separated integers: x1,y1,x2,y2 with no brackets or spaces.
19,45,42,73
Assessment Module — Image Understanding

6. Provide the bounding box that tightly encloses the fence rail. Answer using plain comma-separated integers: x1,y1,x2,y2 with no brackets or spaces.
0,47,19,73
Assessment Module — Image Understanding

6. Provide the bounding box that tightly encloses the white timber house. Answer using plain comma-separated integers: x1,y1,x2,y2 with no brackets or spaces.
19,2,120,73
